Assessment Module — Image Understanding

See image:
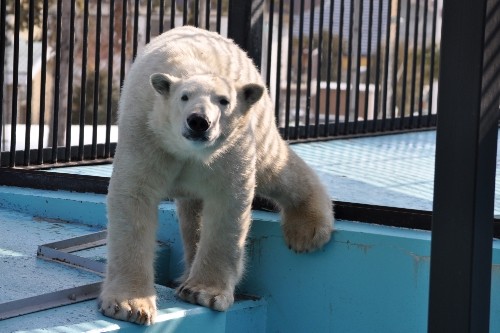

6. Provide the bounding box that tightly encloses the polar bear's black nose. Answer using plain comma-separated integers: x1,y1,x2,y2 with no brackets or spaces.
187,113,211,133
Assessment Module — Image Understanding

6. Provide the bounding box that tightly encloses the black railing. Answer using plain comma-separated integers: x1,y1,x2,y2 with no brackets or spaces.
1,0,440,167
263,0,440,140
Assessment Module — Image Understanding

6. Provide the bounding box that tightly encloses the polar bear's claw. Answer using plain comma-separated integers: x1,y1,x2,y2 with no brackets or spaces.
176,282,234,311
98,294,157,325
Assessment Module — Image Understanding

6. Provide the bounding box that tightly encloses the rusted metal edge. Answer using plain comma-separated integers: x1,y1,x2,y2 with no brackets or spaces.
36,230,107,275
0,232,107,320
0,282,102,320
37,246,106,275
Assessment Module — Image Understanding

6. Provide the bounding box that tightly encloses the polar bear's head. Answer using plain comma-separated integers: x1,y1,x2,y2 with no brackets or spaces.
149,73,264,157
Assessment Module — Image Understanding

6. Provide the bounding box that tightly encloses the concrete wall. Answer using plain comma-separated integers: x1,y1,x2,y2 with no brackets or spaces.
0,186,498,332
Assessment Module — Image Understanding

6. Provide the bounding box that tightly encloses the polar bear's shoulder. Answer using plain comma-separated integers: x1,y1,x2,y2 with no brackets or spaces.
145,26,230,51
135,26,262,84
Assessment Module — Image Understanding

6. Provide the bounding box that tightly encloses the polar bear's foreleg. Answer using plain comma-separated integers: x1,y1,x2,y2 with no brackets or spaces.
268,149,334,253
176,195,252,311
175,198,202,282
99,191,159,325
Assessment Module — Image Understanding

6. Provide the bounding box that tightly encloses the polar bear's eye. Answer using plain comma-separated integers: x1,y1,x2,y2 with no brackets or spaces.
219,98,229,106
181,94,189,101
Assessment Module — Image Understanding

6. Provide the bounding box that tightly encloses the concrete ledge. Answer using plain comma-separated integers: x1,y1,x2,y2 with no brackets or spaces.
7,285,267,333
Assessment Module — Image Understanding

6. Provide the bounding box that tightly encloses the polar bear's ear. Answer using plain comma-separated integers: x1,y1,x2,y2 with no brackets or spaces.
238,83,265,108
150,73,180,96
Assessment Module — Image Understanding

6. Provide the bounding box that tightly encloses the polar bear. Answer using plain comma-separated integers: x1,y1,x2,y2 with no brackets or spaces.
99,26,334,325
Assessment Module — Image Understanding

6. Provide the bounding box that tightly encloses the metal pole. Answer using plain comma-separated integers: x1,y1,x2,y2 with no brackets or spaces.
428,0,500,331
227,0,264,69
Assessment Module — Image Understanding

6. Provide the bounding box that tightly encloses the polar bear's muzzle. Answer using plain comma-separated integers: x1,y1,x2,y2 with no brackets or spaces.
183,113,212,142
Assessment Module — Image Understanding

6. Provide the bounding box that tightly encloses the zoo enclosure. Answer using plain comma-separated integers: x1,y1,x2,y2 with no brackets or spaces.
1,0,440,167
1,1,499,332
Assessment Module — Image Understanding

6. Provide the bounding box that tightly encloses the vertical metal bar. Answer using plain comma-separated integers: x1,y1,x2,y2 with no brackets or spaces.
133,0,140,60
426,0,438,126
265,0,274,89
64,0,76,162
0,0,6,161
216,0,222,33
274,0,284,127
390,0,402,130
417,0,429,128
194,0,200,27
371,0,384,132
314,0,325,137
381,0,392,131
294,0,305,140
284,0,295,139
159,0,165,33
24,0,36,165
399,0,411,130
334,0,345,136
183,0,188,25
171,0,176,29
353,0,364,133
205,0,211,30
408,0,420,128
105,0,115,158
51,0,63,164
92,0,103,160
10,0,21,167
323,0,335,137
304,1,315,138
120,0,128,89
146,0,152,43
78,0,89,161
343,0,355,135
363,0,374,133
227,0,264,69
428,0,499,331
38,0,49,165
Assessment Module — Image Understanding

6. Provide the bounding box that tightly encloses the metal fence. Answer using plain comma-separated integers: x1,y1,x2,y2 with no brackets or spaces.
1,2,499,331
1,0,441,167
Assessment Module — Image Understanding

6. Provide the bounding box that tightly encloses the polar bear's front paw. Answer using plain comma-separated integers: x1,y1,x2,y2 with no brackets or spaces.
283,220,332,253
282,206,333,253
176,281,234,311
98,293,157,325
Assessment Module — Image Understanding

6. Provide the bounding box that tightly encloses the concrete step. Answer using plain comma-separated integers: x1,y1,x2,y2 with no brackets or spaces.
3,285,266,332
0,204,266,332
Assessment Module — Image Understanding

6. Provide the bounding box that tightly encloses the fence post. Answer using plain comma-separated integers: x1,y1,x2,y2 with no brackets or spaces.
428,0,500,331
227,0,263,69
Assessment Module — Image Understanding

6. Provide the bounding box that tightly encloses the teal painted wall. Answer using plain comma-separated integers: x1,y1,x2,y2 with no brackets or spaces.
245,215,432,332
0,186,499,332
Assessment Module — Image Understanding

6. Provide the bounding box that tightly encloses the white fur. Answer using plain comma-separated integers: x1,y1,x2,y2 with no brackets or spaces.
99,26,334,325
